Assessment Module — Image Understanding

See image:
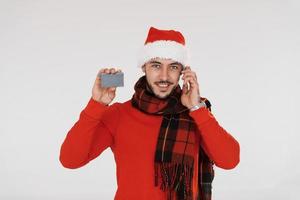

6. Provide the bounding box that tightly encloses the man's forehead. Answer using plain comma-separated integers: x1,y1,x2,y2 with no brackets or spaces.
147,58,183,66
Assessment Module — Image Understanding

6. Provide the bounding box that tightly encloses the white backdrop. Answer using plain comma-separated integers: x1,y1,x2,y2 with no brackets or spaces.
1,0,299,199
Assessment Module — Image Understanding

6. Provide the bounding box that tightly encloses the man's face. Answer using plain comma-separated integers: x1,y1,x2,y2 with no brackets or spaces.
142,58,184,99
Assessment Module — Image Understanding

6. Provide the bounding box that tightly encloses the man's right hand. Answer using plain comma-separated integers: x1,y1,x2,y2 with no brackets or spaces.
92,68,121,105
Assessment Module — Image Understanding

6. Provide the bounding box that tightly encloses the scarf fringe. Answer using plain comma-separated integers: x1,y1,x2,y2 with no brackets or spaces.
155,162,194,200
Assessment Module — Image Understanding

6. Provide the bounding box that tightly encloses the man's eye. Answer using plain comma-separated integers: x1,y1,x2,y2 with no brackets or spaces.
171,65,179,70
152,65,160,68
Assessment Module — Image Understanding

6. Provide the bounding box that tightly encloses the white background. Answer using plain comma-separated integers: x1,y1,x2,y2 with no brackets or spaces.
1,0,299,199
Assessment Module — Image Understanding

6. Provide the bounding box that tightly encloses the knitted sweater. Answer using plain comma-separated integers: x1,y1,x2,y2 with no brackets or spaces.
59,97,240,200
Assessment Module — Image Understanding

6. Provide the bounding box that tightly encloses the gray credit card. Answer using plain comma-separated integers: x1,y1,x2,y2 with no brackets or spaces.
99,72,124,87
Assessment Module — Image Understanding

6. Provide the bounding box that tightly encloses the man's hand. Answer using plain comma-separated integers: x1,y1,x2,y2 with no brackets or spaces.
92,68,121,105
180,66,201,109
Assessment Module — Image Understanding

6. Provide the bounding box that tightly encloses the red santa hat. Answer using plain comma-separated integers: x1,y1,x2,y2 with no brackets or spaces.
137,26,190,68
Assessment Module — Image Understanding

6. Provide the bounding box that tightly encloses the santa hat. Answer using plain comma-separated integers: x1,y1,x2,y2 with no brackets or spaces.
137,26,190,68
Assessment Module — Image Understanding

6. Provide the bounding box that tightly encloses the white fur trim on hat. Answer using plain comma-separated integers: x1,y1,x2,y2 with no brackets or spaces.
137,40,190,68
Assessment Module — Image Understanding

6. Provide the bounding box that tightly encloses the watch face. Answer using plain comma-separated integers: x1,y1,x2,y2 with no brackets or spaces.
200,102,206,108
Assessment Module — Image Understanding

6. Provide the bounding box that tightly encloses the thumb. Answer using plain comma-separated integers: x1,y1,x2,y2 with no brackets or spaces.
109,87,116,92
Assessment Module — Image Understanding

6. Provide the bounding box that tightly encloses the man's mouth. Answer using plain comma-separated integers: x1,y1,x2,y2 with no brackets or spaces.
156,83,171,89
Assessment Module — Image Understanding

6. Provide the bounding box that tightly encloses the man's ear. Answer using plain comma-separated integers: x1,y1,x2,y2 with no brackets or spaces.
142,65,146,73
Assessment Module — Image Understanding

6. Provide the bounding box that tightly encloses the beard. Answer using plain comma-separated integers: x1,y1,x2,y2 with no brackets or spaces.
145,79,178,100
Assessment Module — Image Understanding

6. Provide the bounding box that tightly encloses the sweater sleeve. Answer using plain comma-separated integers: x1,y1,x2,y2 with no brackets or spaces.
189,107,240,169
59,97,119,169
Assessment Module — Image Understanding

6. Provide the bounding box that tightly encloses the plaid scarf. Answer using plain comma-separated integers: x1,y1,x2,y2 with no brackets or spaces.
131,75,214,200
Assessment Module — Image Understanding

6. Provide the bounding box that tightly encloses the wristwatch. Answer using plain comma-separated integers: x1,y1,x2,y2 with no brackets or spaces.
189,100,207,112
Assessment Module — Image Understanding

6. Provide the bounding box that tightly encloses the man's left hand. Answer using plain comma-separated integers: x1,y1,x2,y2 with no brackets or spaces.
180,66,201,109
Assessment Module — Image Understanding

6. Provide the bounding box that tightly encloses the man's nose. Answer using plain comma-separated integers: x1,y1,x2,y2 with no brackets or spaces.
159,66,168,80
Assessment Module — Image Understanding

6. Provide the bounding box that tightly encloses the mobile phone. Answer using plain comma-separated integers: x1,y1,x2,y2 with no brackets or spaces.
99,72,124,87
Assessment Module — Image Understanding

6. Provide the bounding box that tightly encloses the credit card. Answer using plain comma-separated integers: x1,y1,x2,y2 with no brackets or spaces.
99,72,124,87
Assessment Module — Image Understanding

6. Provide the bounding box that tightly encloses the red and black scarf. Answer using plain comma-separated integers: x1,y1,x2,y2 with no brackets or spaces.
131,75,214,200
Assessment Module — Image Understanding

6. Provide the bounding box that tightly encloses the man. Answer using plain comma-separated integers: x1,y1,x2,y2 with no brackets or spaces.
59,27,240,200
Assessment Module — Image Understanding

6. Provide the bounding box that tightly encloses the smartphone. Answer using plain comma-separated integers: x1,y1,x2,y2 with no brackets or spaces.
99,72,124,87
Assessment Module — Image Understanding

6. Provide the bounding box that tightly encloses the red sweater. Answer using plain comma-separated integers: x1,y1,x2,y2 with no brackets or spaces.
59,97,240,200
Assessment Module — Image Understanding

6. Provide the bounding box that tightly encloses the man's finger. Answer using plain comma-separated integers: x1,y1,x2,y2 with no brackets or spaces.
185,77,198,88
108,68,114,73
182,74,197,83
